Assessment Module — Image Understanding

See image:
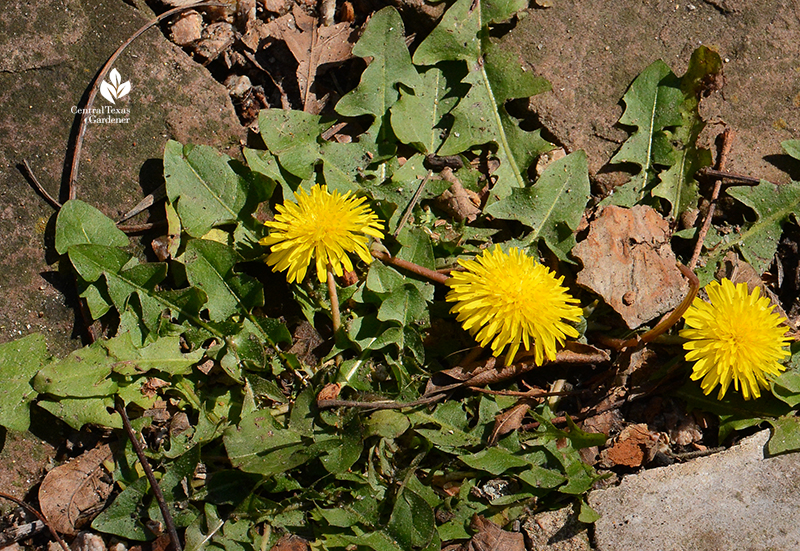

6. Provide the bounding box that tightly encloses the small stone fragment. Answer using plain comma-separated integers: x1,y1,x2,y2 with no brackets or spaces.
170,11,203,47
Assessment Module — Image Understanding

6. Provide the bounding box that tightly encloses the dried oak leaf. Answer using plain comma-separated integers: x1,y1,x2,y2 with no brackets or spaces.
460,516,525,551
244,6,356,113
601,423,659,468
39,444,114,535
573,205,688,329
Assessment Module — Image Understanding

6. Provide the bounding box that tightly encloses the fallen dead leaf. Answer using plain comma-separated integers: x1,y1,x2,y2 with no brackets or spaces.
435,168,481,223
39,444,114,535
601,423,658,468
489,401,532,444
460,516,525,551
244,6,356,113
270,534,310,551
573,205,689,329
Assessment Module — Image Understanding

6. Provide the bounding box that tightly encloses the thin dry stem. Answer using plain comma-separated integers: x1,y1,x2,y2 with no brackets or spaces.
371,249,449,285
689,128,735,270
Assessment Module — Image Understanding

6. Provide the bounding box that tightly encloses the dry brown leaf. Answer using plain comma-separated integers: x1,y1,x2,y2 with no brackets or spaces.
39,444,114,535
317,383,341,403
489,401,531,444
573,205,689,329
270,534,310,551
435,168,481,223
601,423,658,468
245,6,356,113
460,516,525,551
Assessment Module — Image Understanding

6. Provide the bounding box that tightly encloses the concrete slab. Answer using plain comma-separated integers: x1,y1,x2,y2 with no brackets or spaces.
589,430,800,551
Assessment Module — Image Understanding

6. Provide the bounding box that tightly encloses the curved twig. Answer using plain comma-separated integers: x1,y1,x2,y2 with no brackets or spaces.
0,491,69,551
66,1,226,201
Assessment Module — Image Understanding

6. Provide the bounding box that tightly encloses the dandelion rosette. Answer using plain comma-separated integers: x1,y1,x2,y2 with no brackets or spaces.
681,278,791,400
261,185,384,284
446,246,582,366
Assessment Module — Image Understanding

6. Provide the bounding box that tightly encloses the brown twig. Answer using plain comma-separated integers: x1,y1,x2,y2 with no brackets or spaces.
695,167,762,186
21,160,62,210
689,128,736,270
371,249,449,285
317,392,447,410
117,221,167,234
467,387,584,398
115,397,182,551
0,492,69,551
66,1,226,201
393,170,433,237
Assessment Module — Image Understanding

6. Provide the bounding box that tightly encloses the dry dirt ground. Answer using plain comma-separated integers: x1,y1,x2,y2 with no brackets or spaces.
1,0,799,545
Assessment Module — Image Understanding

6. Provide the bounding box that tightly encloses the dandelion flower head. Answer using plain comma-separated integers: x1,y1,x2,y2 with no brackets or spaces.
681,278,791,400
261,184,384,283
446,246,582,366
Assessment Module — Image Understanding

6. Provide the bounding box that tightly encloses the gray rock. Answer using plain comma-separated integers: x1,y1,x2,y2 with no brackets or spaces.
589,430,800,551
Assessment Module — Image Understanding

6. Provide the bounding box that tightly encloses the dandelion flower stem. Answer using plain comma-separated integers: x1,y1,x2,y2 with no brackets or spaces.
327,264,342,334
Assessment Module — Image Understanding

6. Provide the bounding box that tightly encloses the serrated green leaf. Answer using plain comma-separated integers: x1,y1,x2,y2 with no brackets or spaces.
387,488,436,550
578,500,601,523
391,65,466,154
183,240,263,322
766,415,800,455
364,410,411,439
782,139,800,161
33,341,118,397
459,447,530,475
257,109,325,181
411,401,482,450
69,244,168,332
396,226,436,271
377,284,428,325
0,333,50,431
484,150,590,259
163,140,252,238
92,476,151,541
68,244,208,335
55,199,128,255
603,60,683,207
318,424,363,474
106,333,203,376
413,0,527,65
184,503,225,551
223,410,313,476
37,396,121,430
715,180,800,275
336,7,421,137
771,369,800,407
694,180,800,285
437,43,552,201
651,46,721,216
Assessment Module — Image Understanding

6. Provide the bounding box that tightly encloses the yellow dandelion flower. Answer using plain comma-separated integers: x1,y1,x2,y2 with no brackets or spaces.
261,184,384,284
681,278,791,400
446,246,582,366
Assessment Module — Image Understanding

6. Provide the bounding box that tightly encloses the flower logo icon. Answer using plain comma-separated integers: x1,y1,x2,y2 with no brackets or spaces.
100,68,131,104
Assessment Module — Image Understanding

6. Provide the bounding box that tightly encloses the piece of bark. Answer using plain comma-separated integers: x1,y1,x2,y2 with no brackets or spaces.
573,205,689,329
